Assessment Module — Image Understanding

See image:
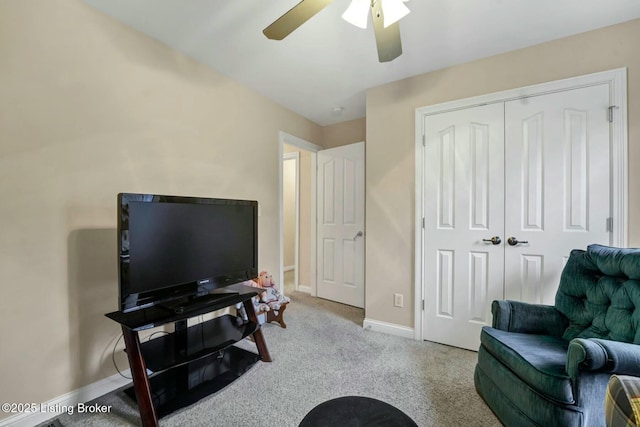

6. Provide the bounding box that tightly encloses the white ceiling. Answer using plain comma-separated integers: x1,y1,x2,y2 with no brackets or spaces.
83,0,640,126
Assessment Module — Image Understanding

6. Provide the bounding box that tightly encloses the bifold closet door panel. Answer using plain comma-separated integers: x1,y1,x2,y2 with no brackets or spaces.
423,102,505,351
503,84,612,305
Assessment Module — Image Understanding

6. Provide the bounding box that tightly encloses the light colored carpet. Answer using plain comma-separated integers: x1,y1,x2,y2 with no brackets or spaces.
42,291,501,426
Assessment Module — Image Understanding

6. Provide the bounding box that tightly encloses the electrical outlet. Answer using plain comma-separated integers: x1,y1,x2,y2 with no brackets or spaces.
394,293,404,308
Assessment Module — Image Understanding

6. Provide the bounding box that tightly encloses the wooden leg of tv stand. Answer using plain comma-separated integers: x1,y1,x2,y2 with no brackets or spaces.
242,299,272,362
121,326,159,427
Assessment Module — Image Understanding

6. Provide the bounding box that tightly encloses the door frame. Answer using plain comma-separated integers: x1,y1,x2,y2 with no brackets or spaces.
413,68,628,341
278,131,322,296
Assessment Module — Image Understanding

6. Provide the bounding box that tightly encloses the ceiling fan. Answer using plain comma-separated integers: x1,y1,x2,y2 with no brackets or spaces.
263,0,410,62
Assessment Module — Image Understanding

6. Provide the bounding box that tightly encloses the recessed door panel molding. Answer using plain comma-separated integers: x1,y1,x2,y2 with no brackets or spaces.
521,113,544,231
343,157,356,225
438,126,456,229
470,123,490,230
322,238,336,283
342,239,356,287
437,249,455,318
469,251,489,323
322,160,336,225
520,254,544,304
564,109,589,231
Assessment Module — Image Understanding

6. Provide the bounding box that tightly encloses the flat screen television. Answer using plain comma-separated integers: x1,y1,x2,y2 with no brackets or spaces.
117,193,258,313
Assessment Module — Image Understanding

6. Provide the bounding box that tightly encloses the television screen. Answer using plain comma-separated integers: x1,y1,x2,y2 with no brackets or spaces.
118,193,258,313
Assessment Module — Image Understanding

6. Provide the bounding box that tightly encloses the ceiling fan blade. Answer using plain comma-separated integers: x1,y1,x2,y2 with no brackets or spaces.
263,0,334,40
372,0,403,62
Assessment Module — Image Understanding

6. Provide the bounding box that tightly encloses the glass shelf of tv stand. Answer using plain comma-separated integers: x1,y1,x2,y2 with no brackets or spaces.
133,345,260,419
123,314,261,418
105,283,259,332
138,315,259,374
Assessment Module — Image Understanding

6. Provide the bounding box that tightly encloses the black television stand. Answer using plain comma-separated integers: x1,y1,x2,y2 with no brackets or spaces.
105,283,271,427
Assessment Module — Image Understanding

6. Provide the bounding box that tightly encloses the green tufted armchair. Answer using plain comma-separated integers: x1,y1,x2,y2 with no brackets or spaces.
475,244,640,427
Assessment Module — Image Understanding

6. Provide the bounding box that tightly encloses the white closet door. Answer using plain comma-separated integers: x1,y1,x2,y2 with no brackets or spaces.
503,84,612,305
422,84,613,351
423,103,505,350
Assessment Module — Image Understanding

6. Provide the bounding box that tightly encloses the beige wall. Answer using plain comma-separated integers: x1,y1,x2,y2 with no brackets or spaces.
365,19,640,329
321,117,366,148
0,0,321,416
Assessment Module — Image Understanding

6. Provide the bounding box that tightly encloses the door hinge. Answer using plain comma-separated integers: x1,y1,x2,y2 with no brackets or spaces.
608,106,618,123
606,217,613,232
422,134,426,146
422,217,425,228
422,300,425,311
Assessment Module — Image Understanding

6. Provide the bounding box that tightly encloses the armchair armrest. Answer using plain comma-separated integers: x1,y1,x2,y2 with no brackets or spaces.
567,338,640,379
491,300,568,337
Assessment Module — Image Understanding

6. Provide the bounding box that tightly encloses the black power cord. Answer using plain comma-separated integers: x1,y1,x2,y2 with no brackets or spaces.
111,333,131,380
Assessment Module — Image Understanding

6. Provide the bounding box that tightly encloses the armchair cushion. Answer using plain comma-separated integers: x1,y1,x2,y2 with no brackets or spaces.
556,245,640,343
481,326,573,404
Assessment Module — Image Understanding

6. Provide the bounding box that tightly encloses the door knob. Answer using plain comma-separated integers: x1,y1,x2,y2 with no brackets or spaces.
482,236,502,245
507,237,529,246
353,231,364,240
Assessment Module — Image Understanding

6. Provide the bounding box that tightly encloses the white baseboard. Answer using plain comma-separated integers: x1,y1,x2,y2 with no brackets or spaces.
0,371,132,427
283,265,295,272
297,285,311,294
363,318,415,340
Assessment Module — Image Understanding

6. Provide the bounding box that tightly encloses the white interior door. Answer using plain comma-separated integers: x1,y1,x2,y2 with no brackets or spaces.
503,84,611,304
423,104,505,350
317,142,365,308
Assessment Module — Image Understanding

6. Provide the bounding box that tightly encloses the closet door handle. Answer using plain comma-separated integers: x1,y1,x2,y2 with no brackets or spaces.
482,236,502,245
353,231,364,240
507,237,528,246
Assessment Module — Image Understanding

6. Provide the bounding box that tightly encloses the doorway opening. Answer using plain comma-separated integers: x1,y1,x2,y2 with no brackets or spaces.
278,132,322,296
283,150,299,293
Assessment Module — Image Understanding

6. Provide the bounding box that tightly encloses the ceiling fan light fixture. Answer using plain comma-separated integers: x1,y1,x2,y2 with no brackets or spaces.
342,0,370,29
381,0,410,28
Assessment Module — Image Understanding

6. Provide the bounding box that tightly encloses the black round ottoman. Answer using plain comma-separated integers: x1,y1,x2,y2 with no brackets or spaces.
299,396,418,427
